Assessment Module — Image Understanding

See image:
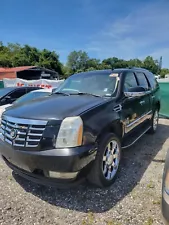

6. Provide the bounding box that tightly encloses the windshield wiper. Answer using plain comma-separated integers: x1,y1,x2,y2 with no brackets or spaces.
70,92,101,97
53,92,70,96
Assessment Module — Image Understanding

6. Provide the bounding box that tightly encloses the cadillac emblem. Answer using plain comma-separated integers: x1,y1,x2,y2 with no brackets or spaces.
10,129,17,139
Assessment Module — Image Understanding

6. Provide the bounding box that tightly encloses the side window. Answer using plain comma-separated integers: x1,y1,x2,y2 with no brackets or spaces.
135,72,149,89
124,72,138,91
146,73,158,90
8,89,27,99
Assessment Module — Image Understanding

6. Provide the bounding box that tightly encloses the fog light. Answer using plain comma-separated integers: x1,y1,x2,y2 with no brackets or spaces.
165,170,169,195
48,171,78,179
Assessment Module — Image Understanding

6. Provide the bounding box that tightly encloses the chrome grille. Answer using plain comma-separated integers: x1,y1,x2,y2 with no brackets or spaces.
0,116,47,148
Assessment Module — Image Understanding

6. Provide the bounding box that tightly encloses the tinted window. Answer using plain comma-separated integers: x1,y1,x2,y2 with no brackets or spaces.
124,72,138,91
146,73,158,90
8,89,27,99
135,72,149,89
56,72,118,97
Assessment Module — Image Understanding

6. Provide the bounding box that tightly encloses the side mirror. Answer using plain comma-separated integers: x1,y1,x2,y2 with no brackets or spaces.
124,86,146,98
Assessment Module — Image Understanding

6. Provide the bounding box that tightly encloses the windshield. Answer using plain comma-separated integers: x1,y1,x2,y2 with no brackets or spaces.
55,72,119,97
13,91,50,105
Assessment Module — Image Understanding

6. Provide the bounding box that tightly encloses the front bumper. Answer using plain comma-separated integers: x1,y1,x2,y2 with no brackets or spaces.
0,139,97,187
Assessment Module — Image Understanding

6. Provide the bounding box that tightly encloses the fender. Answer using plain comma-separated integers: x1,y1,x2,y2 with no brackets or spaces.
81,100,123,145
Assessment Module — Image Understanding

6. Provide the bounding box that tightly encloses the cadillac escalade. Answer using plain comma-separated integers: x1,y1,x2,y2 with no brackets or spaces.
0,67,161,188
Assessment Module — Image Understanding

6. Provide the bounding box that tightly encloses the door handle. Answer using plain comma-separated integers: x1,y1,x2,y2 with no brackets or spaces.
151,95,155,99
140,100,145,105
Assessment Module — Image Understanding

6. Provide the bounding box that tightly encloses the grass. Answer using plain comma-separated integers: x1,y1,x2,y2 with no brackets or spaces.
147,181,155,189
8,175,13,181
152,200,161,205
105,219,122,225
130,190,138,199
144,217,153,225
82,212,95,225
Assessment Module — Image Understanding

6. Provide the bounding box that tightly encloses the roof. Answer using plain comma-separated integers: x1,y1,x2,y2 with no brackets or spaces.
0,66,36,73
72,67,152,77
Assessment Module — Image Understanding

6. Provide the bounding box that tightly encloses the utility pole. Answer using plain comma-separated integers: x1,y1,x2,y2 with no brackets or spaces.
159,56,162,74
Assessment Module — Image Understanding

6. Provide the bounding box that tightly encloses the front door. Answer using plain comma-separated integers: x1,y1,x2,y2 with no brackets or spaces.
121,72,146,134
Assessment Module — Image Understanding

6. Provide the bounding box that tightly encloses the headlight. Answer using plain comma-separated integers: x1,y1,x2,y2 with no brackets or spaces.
165,169,169,195
56,116,83,148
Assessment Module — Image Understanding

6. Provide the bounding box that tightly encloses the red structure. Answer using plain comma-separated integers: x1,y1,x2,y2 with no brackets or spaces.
0,66,59,80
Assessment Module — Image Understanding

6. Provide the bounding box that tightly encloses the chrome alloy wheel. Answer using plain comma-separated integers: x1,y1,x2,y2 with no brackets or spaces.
153,110,159,131
102,140,120,180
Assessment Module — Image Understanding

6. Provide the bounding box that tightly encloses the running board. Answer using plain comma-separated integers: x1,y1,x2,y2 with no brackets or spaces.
122,126,151,149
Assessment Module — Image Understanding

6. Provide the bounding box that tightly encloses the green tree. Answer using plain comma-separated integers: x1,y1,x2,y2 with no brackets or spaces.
128,58,143,67
102,57,129,69
37,48,63,74
0,41,64,75
67,50,89,73
86,58,100,70
0,42,13,67
160,68,169,78
143,56,159,74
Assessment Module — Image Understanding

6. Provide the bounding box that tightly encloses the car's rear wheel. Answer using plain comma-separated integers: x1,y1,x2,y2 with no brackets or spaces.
148,109,159,134
87,133,121,188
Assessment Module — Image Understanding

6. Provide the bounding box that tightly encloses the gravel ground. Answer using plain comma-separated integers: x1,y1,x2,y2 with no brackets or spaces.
0,118,169,225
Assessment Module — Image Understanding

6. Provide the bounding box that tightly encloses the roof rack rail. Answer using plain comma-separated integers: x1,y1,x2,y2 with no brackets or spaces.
128,66,141,69
128,66,150,71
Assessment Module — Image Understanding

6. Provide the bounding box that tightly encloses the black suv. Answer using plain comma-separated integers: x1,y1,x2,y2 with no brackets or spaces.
0,68,160,188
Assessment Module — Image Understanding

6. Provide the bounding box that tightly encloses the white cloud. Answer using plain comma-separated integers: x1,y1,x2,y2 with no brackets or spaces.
87,0,169,67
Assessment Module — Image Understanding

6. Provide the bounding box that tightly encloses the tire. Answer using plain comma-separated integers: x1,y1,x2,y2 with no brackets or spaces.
148,108,159,134
87,133,121,188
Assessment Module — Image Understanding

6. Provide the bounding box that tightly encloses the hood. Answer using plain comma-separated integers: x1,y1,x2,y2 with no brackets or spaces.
4,94,107,121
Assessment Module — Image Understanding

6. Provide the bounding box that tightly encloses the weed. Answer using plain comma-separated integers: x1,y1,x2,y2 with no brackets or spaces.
147,181,155,189
82,212,94,225
144,217,153,225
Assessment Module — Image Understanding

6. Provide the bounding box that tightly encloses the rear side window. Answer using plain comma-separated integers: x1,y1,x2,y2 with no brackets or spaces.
124,72,138,91
146,73,159,90
135,72,149,89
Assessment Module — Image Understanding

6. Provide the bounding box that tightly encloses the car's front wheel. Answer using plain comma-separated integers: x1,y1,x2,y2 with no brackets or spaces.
88,133,121,188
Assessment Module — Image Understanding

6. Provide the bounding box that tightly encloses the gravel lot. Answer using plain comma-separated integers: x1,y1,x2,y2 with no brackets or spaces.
0,118,169,225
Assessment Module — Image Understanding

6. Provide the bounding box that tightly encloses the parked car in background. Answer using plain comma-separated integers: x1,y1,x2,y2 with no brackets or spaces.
162,149,169,224
155,75,160,79
0,88,52,122
0,86,42,106
0,67,161,188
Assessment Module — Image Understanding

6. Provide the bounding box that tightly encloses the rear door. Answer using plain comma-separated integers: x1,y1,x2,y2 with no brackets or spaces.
145,72,160,111
134,71,151,116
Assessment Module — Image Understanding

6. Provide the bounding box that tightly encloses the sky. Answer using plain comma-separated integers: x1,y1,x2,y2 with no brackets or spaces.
0,0,169,67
